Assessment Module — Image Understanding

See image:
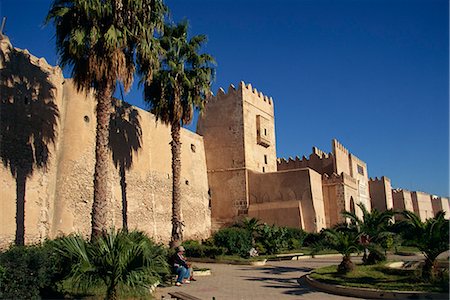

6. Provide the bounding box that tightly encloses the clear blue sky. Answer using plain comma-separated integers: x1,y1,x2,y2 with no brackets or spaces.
1,0,448,196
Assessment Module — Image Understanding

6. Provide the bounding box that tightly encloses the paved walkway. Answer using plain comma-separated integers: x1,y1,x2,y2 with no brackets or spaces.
155,254,423,300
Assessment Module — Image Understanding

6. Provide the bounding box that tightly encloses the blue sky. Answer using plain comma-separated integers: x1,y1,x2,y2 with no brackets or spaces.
1,0,448,196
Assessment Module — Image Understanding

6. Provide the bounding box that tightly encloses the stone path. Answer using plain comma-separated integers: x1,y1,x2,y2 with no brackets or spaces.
155,254,423,300
155,257,358,299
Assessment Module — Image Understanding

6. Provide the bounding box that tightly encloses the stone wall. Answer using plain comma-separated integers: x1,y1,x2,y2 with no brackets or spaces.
431,196,450,219
0,36,211,247
369,176,393,212
247,168,326,232
411,191,434,222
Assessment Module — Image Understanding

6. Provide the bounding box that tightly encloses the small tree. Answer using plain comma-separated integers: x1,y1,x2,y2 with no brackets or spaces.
238,217,262,246
399,210,449,280
342,203,394,264
322,228,361,274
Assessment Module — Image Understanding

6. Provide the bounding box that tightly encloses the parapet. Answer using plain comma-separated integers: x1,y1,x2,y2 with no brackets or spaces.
208,81,274,106
332,138,349,155
369,176,391,183
0,34,62,77
312,146,330,158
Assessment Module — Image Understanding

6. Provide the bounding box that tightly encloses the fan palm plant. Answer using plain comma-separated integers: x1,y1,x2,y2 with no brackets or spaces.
140,21,215,247
399,210,449,279
54,229,169,300
342,203,395,264
322,228,361,274
46,0,166,238
239,217,262,246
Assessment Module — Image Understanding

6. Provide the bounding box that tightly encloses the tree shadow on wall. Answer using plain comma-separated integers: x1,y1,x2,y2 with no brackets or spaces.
0,37,59,245
109,99,142,230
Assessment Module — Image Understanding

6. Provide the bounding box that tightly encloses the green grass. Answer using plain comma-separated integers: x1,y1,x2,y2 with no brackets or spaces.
310,263,449,293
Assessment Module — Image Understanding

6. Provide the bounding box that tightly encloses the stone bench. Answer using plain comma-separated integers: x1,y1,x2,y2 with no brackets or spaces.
274,252,304,260
168,291,202,300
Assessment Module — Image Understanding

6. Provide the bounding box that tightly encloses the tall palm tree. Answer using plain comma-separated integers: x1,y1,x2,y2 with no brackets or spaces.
342,203,394,264
46,0,166,238
399,210,449,279
141,21,215,247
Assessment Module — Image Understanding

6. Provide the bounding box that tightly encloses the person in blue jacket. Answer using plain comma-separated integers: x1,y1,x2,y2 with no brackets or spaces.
172,246,195,286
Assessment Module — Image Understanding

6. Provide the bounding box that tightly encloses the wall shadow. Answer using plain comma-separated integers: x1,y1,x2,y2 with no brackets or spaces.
109,99,142,230
0,36,59,245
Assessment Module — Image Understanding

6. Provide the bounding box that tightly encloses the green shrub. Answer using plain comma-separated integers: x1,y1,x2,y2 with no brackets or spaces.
303,232,322,247
181,240,226,258
213,227,252,257
284,227,307,250
256,224,288,254
0,243,63,299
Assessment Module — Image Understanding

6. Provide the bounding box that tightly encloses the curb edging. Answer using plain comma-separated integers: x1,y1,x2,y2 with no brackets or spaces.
304,274,448,300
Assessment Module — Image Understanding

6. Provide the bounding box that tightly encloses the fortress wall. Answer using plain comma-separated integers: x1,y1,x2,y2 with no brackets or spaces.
411,191,434,222
277,147,334,175
247,168,325,232
241,82,277,173
197,85,248,228
431,196,450,219
392,189,414,213
349,153,371,211
0,36,65,247
50,81,211,244
332,139,351,175
369,176,393,212
0,37,210,246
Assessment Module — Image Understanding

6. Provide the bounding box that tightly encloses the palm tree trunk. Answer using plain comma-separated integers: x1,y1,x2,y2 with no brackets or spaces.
120,161,128,231
170,121,183,247
91,85,113,239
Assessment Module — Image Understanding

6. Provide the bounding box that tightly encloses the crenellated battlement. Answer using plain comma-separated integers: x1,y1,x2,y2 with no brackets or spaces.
1,35,62,77
239,81,273,105
208,81,274,106
312,146,330,158
332,138,349,155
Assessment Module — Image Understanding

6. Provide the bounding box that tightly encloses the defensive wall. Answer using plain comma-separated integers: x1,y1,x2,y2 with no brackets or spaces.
369,176,393,212
0,35,211,247
1,34,449,247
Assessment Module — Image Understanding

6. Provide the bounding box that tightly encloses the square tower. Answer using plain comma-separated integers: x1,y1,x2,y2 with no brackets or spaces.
197,82,277,227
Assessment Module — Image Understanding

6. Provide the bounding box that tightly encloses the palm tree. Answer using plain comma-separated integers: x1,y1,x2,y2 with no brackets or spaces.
342,203,395,264
54,229,169,300
322,228,361,274
141,21,215,247
46,0,166,238
399,210,449,279
239,217,262,246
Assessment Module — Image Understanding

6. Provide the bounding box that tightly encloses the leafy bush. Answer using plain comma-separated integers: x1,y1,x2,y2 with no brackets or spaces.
181,240,225,258
0,243,63,299
213,227,252,257
284,227,307,250
256,224,288,255
303,232,323,247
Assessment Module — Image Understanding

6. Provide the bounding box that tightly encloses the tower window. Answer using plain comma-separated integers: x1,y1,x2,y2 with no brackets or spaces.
262,167,265,173
357,164,364,175
264,155,267,164
264,128,267,136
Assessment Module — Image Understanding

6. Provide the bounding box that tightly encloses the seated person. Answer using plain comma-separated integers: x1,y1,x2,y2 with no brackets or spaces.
172,246,195,286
